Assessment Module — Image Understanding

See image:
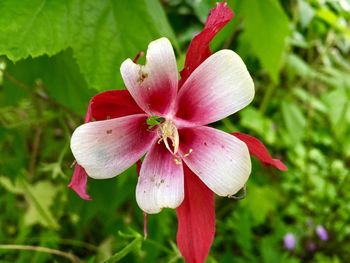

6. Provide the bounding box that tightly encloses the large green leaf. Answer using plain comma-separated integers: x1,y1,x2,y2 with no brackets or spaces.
0,0,178,91
0,0,73,61
238,0,290,82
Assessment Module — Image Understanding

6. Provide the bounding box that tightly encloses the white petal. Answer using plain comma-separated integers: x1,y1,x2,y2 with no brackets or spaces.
121,37,178,116
179,126,251,196
136,143,184,214
176,50,254,126
71,114,156,179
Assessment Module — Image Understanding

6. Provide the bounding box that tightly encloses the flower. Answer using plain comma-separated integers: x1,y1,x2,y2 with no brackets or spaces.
316,225,329,241
284,233,296,251
68,2,287,263
71,34,254,211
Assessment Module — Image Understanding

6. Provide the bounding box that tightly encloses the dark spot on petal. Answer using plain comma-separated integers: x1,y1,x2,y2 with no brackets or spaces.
137,68,149,84
106,129,113,134
204,142,208,146
160,179,165,184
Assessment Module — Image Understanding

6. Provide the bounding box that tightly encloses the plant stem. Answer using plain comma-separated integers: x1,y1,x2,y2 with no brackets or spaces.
0,244,80,263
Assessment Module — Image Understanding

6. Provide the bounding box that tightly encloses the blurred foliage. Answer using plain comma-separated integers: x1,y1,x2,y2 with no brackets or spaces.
0,0,349,262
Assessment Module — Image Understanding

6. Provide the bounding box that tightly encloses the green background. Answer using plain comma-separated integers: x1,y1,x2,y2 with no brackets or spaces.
0,0,349,262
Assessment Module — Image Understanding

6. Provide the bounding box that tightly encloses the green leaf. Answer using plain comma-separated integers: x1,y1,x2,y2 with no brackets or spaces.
239,0,290,82
0,0,178,91
243,184,279,226
102,236,142,263
281,101,306,144
0,0,74,61
22,180,60,229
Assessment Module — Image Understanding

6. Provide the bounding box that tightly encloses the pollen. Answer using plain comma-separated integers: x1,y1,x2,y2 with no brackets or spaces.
137,66,148,84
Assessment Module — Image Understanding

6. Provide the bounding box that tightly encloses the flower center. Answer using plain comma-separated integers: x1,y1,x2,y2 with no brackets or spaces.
157,120,179,155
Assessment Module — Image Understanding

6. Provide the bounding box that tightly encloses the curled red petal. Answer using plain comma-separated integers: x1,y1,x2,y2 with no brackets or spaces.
179,2,234,88
68,164,92,200
176,165,215,263
232,132,287,171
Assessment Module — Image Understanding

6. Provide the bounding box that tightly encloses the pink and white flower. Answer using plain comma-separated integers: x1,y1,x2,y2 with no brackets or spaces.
69,3,287,262
71,36,254,213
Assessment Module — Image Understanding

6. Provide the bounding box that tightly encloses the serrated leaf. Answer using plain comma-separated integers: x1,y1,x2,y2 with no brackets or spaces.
22,180,60,229
0,0,178,91
0,0,74,61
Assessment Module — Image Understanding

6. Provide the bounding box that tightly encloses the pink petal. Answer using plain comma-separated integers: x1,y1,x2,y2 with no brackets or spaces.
232,132,288,171
176,165,215,263
176,50,254,126
179,126,251,196
120,38,178,116
68,164,92,200
71,114,156,179
136,143,184,214
179,2,234,88
69,90,143,199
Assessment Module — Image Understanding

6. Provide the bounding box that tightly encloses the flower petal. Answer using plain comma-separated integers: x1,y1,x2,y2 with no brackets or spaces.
69,89,143,199
179,2,234,87
71,114,156,179
176,165,215,263
87,90,143,121
136,143,184,214
176,50,255,126
120,38,178,116
68,164,92,200
179,126,251,196
232,132,287,171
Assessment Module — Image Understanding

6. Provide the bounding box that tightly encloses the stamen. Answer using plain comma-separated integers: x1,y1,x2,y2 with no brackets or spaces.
183,148,193,158
157,120,179,155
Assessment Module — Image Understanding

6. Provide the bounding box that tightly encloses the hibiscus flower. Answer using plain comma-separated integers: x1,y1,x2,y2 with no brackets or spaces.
69,2,286,262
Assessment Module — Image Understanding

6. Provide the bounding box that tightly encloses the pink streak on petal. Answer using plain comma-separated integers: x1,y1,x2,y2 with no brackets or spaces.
176,50,254,126
121,38,178,116
136,143,184,214
68,164,92,200
179,126,251,196
179,2,234,88
176,165,215,263
232,132,288,171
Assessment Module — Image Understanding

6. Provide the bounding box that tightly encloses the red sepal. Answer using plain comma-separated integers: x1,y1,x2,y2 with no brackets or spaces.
232,132,287,171
179,2,234,87
176,166,215,263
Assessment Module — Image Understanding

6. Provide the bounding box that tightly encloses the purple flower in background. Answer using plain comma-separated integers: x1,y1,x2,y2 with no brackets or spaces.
316,225,329,241
284,233,296,251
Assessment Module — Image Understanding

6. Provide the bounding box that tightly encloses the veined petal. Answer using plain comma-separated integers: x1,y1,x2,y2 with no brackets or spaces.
179,2,234,87
120,38,178,116
176,50,255,126
232,132,287,171
179,126,251,196
71,114,156,179
69,89,143,199
136,143,184,214
176,165,215,263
